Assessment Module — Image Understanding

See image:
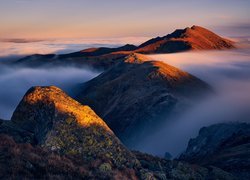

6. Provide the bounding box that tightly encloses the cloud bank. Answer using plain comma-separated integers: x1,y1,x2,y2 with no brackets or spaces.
134,46,250,157
0,37,149,58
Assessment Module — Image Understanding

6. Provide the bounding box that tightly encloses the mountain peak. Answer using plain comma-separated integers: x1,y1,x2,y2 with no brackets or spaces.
136,25,234,54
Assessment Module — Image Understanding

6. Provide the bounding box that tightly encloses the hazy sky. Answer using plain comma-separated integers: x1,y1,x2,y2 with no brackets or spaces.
0,0,249,39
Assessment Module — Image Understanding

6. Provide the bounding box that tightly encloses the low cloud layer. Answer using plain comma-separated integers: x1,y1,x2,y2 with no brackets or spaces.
0,37,149,58
0,66,100,120
134,45,250,157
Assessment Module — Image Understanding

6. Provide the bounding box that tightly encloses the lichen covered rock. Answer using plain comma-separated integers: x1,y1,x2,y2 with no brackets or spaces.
10,86,137,168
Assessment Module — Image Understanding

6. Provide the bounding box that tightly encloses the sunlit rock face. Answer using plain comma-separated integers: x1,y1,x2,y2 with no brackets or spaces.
10,86,137,168
135,25,235,54
180,122,250,179
74,53,212,146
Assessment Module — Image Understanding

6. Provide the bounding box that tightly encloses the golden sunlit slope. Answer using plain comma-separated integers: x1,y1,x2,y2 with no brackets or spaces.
10,86,137,169
74,53,212,146
136,25,235,53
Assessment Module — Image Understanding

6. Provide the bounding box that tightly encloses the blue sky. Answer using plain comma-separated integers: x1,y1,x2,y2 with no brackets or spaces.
0,0,249,38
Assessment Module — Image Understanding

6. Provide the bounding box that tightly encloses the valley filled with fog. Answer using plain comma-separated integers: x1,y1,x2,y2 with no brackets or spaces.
136,43,250,157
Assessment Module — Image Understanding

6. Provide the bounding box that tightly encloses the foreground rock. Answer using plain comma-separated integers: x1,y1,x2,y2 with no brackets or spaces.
10,86,137,168
0,134,138,179
179,122,250,180
74,53,211,146
0,134,236,179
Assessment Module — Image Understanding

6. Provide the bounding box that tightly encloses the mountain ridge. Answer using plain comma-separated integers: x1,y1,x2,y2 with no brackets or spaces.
6,25,235,70
74,53,212,146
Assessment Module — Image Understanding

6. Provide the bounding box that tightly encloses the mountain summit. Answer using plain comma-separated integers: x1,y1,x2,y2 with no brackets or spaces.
136,25,234,53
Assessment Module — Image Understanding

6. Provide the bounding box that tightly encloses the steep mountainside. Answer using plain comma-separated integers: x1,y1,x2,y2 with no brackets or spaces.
135,25,234,53
179,122,250,180
74,53,211,146
10,86,137,167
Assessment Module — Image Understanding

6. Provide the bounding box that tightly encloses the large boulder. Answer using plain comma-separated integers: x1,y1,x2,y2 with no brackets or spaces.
9,86,137,169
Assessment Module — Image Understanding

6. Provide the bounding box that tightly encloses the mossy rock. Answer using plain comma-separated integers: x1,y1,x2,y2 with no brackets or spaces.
99,163,112,173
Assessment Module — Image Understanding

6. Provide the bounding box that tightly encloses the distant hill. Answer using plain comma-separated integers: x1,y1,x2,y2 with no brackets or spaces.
74,53,212,145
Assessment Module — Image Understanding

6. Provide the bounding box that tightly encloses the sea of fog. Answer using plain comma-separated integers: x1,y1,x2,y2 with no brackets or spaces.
0,37,149,58
0,37,149,119
135,45,250,158
0,39,250,158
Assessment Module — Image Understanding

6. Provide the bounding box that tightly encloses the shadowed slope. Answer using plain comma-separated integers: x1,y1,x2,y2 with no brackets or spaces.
179,122,250,179
74,53,211,146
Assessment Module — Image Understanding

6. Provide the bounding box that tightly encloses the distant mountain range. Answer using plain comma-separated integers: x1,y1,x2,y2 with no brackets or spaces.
6,25,235,70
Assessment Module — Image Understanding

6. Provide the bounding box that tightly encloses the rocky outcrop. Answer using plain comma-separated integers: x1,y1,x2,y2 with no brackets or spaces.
6,86,138,171
74,53,211,146
179,122,250,180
